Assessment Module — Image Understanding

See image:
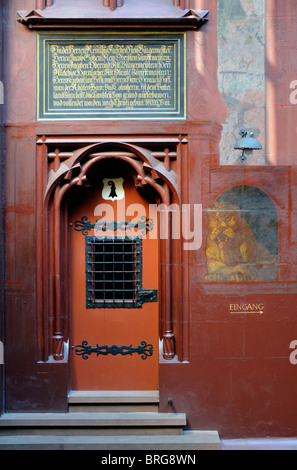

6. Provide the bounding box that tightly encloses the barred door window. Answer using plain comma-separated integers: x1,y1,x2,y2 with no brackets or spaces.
86,236,157,308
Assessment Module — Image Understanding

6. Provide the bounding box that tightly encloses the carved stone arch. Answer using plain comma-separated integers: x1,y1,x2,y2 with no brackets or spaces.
45,141,180,206
40,141,182,363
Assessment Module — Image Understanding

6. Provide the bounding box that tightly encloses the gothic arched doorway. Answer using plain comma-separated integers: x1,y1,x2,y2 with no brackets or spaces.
41,140,181,390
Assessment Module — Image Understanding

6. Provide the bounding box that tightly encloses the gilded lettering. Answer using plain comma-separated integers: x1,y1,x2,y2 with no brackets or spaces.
229,303,265,314
48,41,175,111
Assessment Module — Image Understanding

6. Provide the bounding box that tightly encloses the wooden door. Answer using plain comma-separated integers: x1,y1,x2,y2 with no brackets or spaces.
69,164,159,391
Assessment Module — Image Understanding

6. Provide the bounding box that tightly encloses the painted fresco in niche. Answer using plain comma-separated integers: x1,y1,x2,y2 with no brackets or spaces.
205,186,278,282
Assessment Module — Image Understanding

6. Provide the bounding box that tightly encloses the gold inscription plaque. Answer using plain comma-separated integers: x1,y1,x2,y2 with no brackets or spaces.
37,32,186,121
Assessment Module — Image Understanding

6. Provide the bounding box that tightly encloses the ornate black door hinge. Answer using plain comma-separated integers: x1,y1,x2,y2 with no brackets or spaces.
74,340,153,360
74,216,154,235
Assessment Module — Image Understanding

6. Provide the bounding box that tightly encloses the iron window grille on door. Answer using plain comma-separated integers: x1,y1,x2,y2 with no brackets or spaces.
85,236,158,309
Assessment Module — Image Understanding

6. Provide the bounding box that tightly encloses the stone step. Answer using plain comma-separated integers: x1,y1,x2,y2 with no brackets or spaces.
0,430,221,450
68,390,159,413
0,411,187,436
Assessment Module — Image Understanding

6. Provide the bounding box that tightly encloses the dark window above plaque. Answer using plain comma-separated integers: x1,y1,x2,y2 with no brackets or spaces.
17,0,209,30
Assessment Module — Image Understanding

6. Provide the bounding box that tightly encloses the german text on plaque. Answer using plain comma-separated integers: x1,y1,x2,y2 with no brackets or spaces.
37,32,186,121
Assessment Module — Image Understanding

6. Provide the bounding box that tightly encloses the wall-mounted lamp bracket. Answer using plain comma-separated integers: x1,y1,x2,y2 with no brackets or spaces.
234,129,262,164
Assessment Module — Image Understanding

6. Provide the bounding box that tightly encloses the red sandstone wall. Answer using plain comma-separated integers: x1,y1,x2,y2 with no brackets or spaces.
1,0,297,440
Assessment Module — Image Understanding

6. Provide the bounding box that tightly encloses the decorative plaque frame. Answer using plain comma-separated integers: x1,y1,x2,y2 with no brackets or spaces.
37,32,187,121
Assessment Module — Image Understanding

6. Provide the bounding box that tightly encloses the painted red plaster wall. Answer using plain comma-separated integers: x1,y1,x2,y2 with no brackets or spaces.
1,0,297,440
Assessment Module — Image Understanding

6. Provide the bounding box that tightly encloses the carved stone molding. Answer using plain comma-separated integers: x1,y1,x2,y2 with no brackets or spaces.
103,0,123,10
17,1,209,30
173,0,191,9
37,0,191,10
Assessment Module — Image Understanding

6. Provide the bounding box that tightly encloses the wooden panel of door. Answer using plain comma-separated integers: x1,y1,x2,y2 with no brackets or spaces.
69,166,159,391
